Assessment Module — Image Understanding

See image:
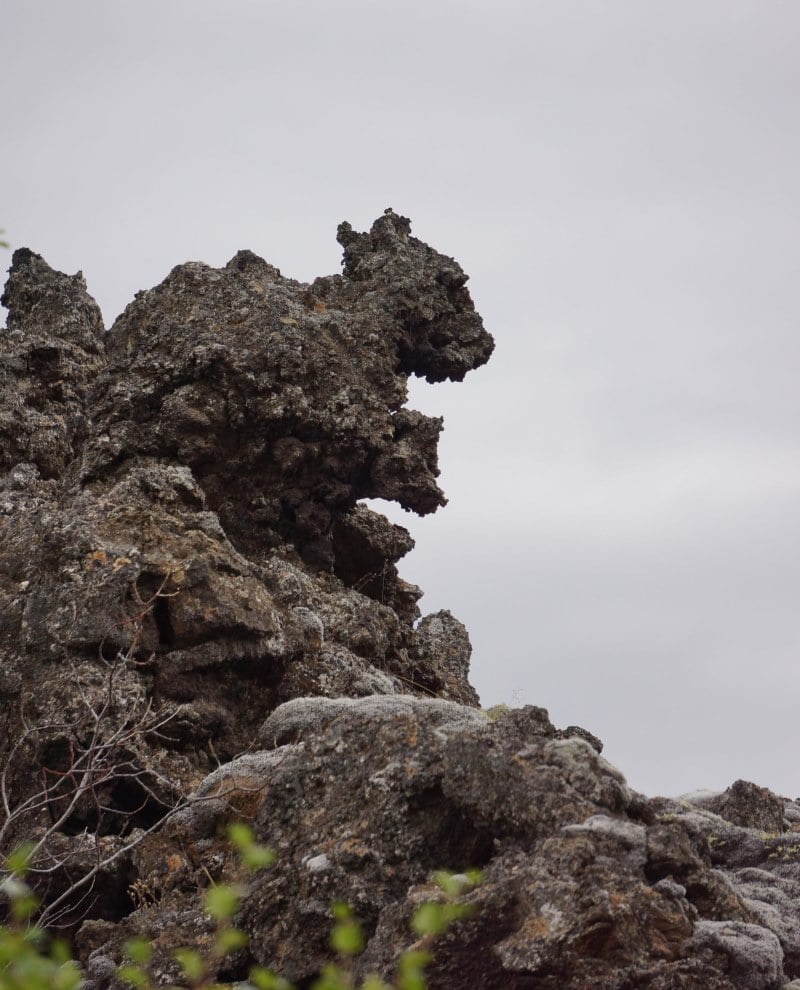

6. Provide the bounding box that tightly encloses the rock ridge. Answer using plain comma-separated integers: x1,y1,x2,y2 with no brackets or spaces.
2,212,799,989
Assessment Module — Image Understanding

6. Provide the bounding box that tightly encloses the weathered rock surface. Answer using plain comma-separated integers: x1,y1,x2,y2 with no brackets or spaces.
0,248,105,477
3,213,800,989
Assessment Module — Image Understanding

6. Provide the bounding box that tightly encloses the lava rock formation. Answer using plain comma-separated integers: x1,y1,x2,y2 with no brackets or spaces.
2,212,800,990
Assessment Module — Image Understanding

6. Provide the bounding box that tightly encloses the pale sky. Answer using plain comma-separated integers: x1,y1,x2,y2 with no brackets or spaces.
3,0,800,798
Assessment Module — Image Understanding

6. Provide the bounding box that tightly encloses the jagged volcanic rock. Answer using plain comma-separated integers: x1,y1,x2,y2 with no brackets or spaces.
0,211,488,784
2,213,800,990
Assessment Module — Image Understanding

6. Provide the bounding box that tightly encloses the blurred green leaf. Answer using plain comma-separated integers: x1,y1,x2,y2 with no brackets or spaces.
215,925,248,955
174,947,204,981
431,870,480,898
464,868,484,887
50,939,73,965
309,962,350,990
51,960,82,990
10,891,41,923
330,917,364,956
124,937,153,965
226,821,256,850
396,949,431,990
0,929,25,965
411,899,473,939
331,902,352,922
117,964,150,989
398,950,432,970
361,974,392,990
431,871,460,897
4,843,35,876
204,883,241,921
249,964,295,990
397,970,426,990
225,821,275,870
410,903,448,938
242,844,276,870
328,901,364,956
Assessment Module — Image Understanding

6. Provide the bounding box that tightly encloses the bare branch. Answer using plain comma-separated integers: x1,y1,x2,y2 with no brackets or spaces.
0,573,196,931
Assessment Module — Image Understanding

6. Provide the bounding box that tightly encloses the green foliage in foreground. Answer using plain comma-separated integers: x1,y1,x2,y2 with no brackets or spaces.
1,827,482,990
0,846,81,990
0,231,9,250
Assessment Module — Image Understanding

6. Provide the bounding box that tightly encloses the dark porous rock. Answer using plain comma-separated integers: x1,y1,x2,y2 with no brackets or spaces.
4,214,800,989
101,697,758,988
84,209,493,571
645,790,800,985
686,920,784,990
407,609,479,705
0,212,490,821
0,212,495,953
707,780,787,834
0,248,105,478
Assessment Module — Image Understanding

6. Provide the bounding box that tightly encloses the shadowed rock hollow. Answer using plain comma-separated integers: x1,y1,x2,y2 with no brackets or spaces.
2,212,800,990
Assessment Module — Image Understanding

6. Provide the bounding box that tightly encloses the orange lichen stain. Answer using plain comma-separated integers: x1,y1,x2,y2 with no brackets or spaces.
313,301,327,312
112,556,132,571
84,549,108,571
166,853,184,873
340,836,373,859
521,915,551,939
403,724,419,747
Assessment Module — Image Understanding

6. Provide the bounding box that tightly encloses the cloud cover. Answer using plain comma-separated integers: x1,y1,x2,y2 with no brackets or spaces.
2,0,800,796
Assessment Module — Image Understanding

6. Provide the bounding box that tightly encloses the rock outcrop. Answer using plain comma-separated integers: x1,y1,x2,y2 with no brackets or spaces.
2,212,800,989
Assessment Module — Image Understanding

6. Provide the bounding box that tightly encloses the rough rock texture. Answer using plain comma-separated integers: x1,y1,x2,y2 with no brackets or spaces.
0,248,105,477
3,213,800,989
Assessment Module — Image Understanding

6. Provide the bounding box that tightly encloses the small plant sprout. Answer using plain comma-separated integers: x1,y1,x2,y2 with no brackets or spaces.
330,902,366,957
0,844,81,990
410,870,483,939
117,938,154,990
226,822,277,871
117,821,280,990
308,869,484,990
2,821,481,989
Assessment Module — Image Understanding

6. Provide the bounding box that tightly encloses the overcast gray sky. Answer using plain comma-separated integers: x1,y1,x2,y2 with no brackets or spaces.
3,0,800,798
